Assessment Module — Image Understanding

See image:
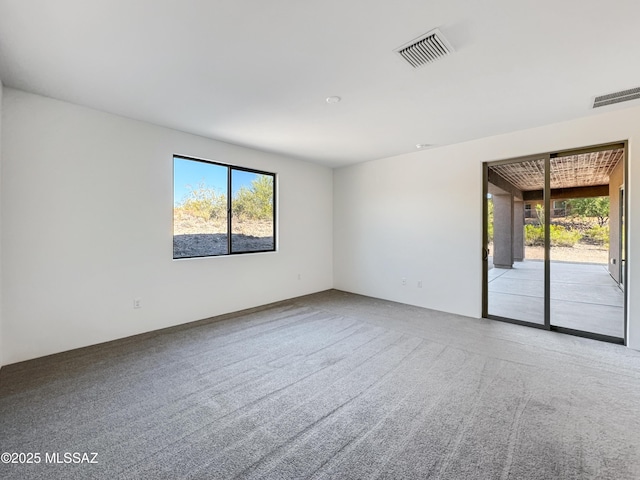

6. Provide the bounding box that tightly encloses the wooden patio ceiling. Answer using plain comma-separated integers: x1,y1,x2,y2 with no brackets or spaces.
490,148,623,192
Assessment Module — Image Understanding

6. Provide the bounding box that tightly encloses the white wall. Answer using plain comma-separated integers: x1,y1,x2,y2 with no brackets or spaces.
1,88,333,365
334,104,639,349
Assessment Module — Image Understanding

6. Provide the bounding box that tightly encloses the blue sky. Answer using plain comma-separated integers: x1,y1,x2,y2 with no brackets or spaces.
173,158,262,206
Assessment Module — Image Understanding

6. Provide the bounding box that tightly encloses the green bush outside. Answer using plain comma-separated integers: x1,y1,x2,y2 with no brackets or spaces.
583,225,609,245
233,175,274,221
552,225,582,247
487,199,494,243
524,224,582,247
176,176,273,222
177,181,227,221
524,224,544,246
568,197,609,227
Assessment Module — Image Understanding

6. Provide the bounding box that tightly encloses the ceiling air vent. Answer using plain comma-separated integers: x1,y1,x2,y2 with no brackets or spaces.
395,28,454,68
593,87,640,108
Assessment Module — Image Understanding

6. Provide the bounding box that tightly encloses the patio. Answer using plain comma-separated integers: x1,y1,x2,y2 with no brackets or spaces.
488,259,624,338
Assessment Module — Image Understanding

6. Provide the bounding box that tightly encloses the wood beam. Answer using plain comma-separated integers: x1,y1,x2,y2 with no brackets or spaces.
522,184,609,201
488,169,523,200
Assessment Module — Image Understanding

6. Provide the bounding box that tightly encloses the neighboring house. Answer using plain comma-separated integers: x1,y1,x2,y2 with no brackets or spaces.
524,200,570,219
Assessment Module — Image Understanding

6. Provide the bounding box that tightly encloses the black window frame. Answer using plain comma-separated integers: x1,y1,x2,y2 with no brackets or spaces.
173,154,277,259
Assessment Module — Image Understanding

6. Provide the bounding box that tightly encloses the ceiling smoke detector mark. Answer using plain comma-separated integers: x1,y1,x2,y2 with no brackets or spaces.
395,28,454,68
593,87,640,108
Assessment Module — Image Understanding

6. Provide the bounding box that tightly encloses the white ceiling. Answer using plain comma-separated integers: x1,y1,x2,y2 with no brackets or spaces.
1,0,639,167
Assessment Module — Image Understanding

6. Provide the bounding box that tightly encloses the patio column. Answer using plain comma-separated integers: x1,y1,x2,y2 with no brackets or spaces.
513,199,524,262
493,193,513,268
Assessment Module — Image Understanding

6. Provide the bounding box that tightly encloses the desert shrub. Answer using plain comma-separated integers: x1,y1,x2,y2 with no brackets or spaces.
176,176,274,224
233,175,274,221
525,225,544,246
551,225,582,247
177,181,227,221
535,204,545,225
583,225,609,245
525,224,582,247
487,199,494,243
568,196,609,226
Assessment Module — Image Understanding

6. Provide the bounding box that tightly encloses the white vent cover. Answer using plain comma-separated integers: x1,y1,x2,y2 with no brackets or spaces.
593,87,640,108
395,28,454,68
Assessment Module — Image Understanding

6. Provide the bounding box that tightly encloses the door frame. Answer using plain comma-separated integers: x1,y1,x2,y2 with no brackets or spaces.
620,185,625,290
482,141,628,345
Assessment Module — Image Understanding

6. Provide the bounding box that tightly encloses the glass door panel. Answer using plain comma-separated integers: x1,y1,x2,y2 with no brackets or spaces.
486,158,546,325
548,155,625,338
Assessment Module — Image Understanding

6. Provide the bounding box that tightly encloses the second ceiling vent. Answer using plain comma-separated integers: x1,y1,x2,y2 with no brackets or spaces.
395,28,454,68
593,87,640,108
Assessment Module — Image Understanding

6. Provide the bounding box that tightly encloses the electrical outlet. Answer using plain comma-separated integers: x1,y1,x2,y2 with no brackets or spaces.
133,298,142,309
401,278,406,286
418,280,423,288
298,273,302,280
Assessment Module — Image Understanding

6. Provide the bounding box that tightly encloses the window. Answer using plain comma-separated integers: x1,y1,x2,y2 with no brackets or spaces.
553,200,567,217
173,155,276,258
524,203,532,218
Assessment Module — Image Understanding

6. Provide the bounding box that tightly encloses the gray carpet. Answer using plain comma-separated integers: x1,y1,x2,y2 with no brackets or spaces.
2,290,640,479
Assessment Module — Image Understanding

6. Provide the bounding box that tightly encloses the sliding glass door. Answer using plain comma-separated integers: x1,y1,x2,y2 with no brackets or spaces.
483,143,627,344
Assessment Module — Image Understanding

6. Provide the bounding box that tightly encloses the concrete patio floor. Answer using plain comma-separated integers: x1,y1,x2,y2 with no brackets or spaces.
488,259,624,338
